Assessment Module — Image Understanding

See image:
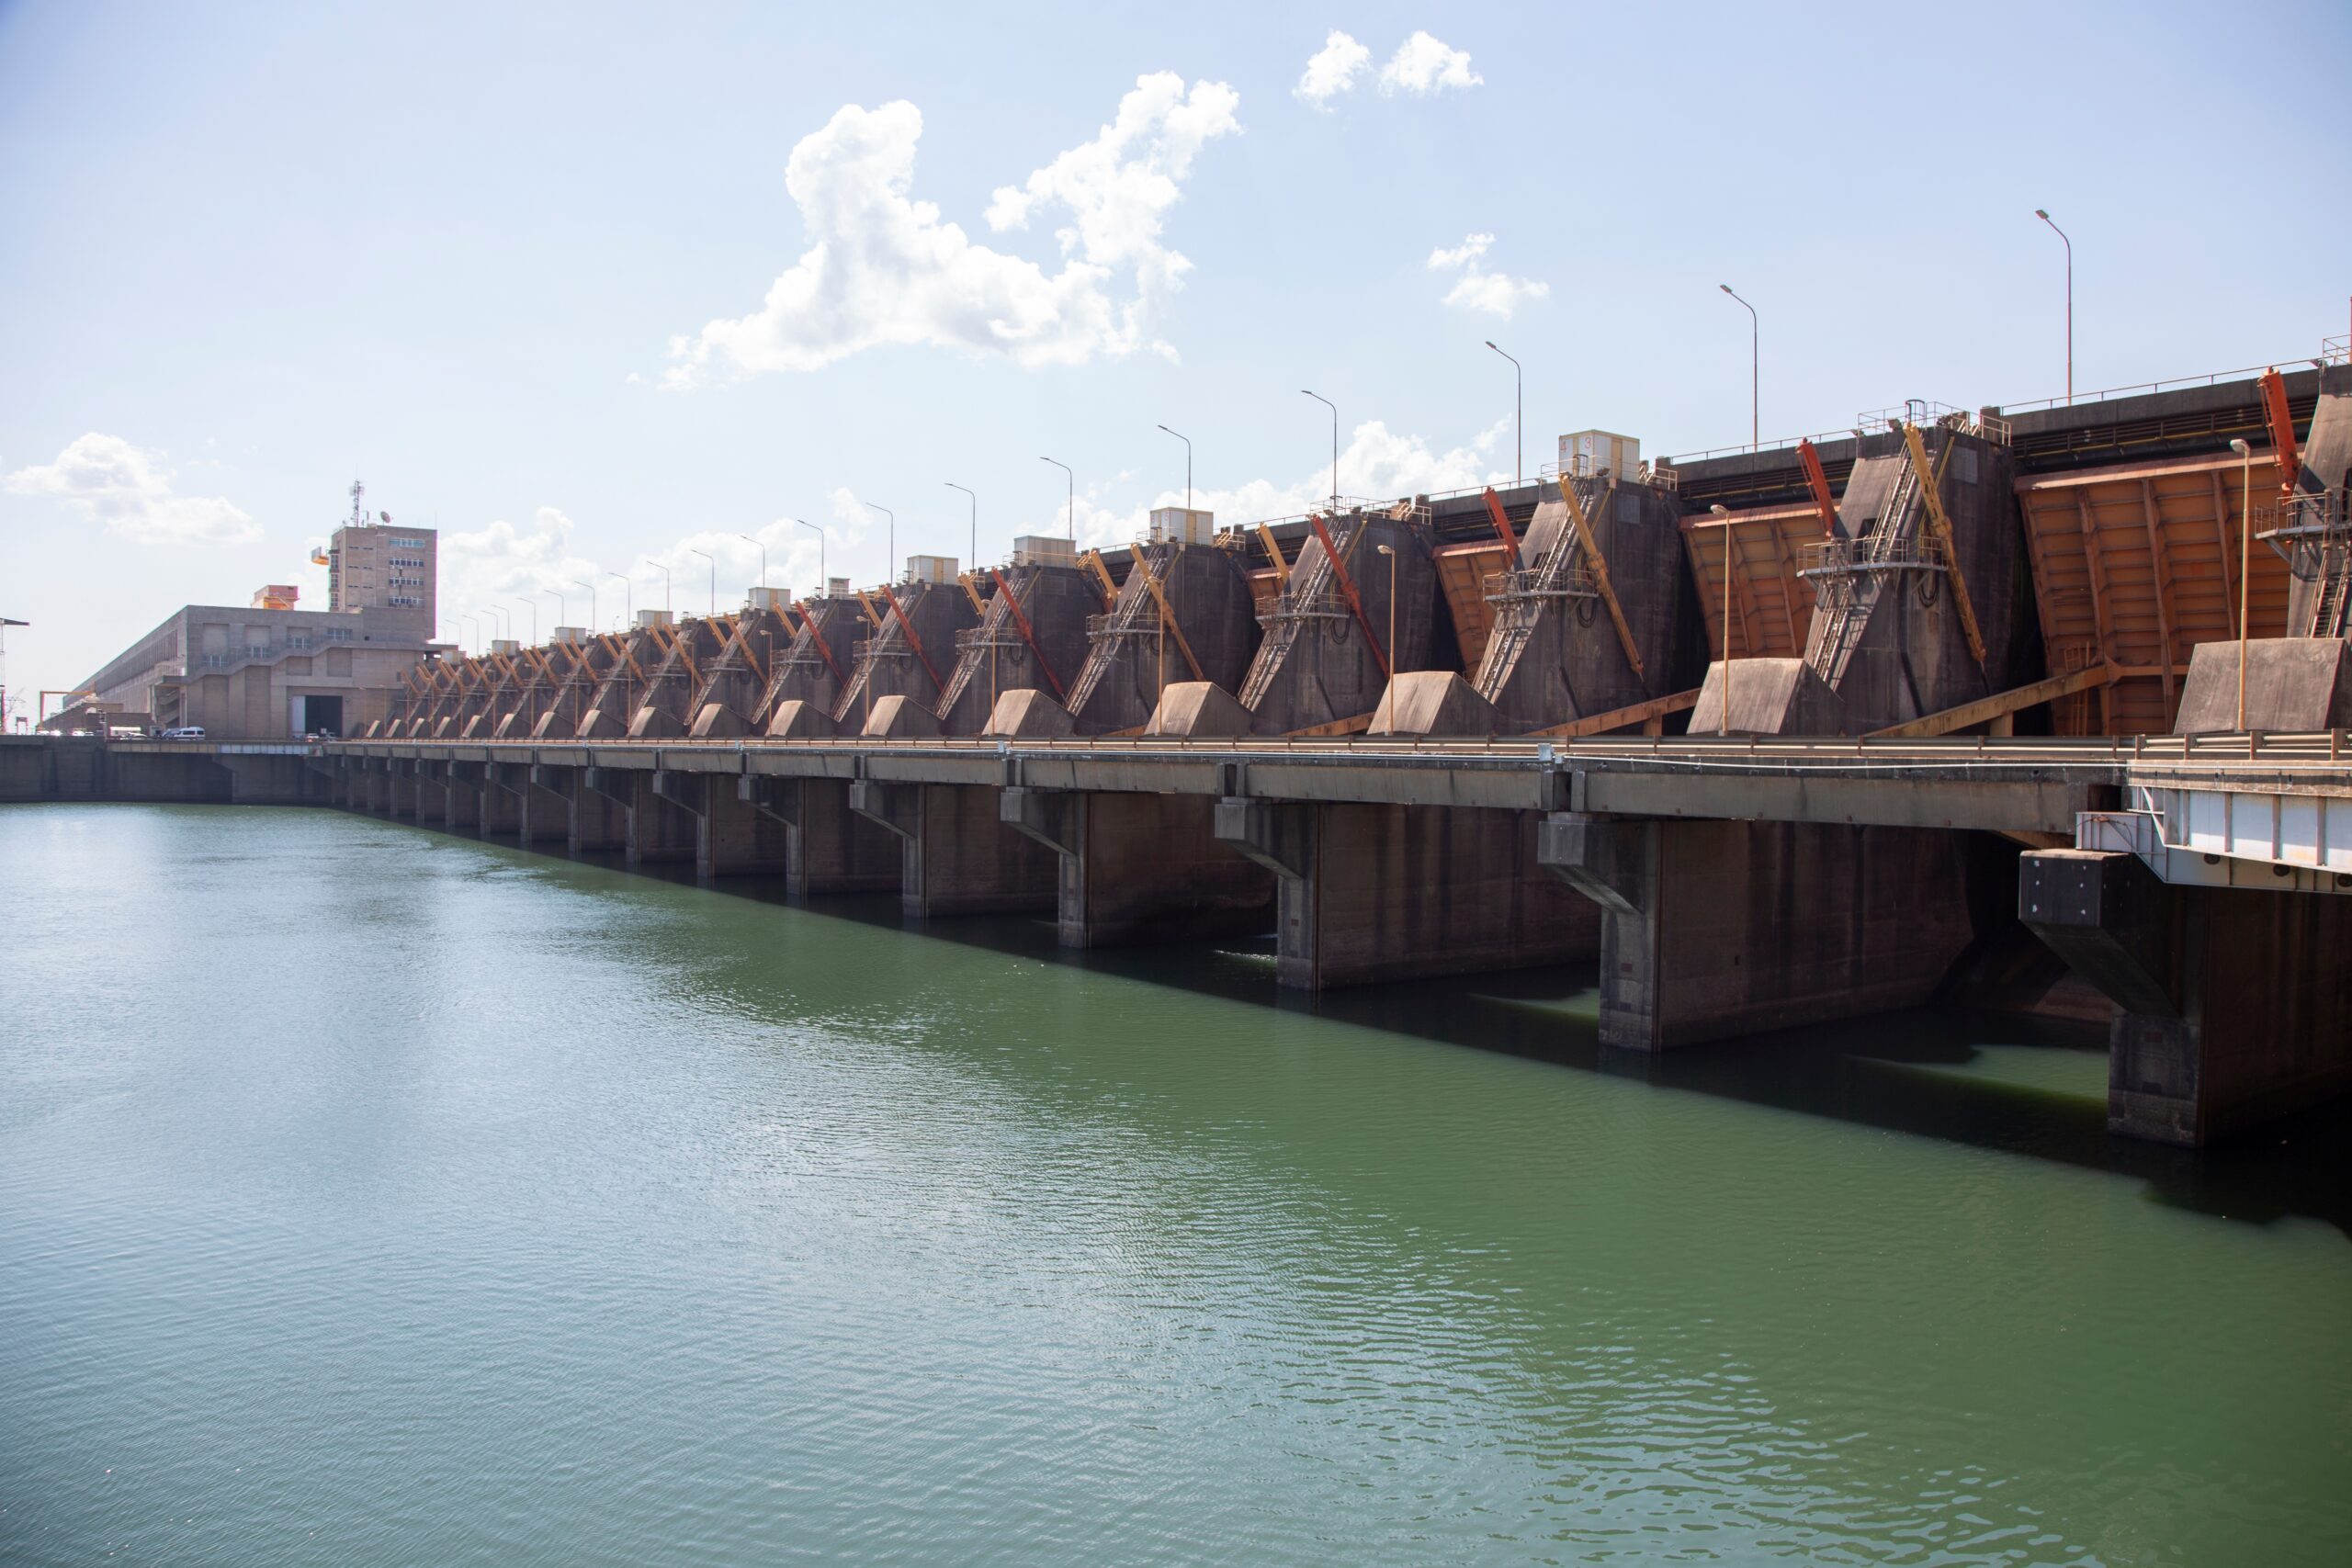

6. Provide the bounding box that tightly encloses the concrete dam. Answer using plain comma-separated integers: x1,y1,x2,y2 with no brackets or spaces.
18,360,2352,1155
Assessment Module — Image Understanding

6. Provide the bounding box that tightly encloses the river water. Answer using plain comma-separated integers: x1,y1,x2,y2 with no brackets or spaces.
2,803,2347,1565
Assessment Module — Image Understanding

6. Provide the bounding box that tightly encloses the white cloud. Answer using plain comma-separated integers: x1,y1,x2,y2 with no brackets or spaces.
666,73,1239,385
5,432,260,545
1065,418,1511,550
1378,31,1482,96
1295,31,1371,107
1428,231,1547,318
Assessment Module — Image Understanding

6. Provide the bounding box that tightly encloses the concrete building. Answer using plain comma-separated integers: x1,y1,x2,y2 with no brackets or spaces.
74,483,438,739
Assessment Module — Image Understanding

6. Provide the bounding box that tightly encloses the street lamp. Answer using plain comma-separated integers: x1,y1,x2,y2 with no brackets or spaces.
1157,425,1193,513
864,502,894,583
571,579,598,634
541,587,567,631
740,534,768,607
482,604,509,642
1039,457,1074,539
1719,286,1758,452
639,557,671,615
1485,341,1521,486
794,520,824,593
606,571,631,629
1302,389,1339,508
510,596,537,644
944,482,976,569
687,548,715,617
1711,504,1732,733
2035,209,2073,405
459,613,481,651
2231,436,2253,729
1375,543,1396,672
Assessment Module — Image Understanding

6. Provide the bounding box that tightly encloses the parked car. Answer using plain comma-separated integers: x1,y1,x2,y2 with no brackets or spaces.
161,726,206,739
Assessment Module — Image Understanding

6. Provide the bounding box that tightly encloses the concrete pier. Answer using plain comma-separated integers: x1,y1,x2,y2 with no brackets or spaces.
1236,509,1439,735
1001,787,1273,946
2021,850,2352,1145
1544,815,1992,1050
741,776,902,898
935,563,1096,734
850,779,1057,918
649,769,791,880
1217,798,1594,988
836,581,975,731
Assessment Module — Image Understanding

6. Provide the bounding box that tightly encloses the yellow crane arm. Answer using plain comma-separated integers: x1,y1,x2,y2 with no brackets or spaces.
1898,422,1988,667
1555,477,1645,678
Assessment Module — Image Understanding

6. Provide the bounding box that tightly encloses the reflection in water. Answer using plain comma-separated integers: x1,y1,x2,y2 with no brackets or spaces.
2,804,2347,1568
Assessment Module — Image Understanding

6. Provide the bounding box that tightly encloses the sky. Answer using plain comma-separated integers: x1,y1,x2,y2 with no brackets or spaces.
4,0,2348,717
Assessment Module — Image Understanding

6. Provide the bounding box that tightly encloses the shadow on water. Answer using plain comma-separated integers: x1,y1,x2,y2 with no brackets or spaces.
456,825,2352,1239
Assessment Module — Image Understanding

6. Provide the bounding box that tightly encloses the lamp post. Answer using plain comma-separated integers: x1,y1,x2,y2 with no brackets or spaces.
1718,286,1758,451
1156,425,1193,513
606,571,631,630
1375,543,1396,673
511,596,537,645
864,502,894,583
944,482,976,569
571,579,598,634
687,548,715,617
1711,504,1733,733
1039,457,1074,539
541,588,566,632
2035,209,2073,405
740,534,768,605
483,604,509,642
1302,389,1339,508
2231,437,2253,729
1485,340,1521,486
639,557,671,615
794,520,824,593
459,613,481,652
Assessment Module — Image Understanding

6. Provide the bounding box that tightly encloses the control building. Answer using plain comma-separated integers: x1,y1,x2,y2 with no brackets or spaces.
71,482,440,739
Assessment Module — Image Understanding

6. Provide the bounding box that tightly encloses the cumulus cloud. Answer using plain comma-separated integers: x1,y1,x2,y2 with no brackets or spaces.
1298,29,1480,107
1295,30,1371,107
5,432,261,545
1427,231,1547,318
1062,418,1511,550
666,73,1240,385
1379,30,1482,96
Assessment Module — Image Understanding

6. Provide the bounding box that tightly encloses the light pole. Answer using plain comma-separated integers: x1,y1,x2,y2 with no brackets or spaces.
1302,389,1339,508
1039,457,1074,539
1485,340,1521,486
639,557,671,615
541,588,566,633
1711,504,1733,734
1719,286,1758,451
687,548,716,617
483,604,509,642
1157,425,1193,513
2232,437,2253,729
606,571,631,630
510,596,537,644
740,534,768,604
459,613,481,651
944,482,976,568
864,502,894,583
1375,543,1396,672
794,520,824,592
571,579,598,634
2035,209,2073,405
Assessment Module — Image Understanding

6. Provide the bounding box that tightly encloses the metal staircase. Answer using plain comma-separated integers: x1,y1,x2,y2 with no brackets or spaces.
1472,478,1605,703
1064,542,1176,715
1238,523,1359,710
1803,456,1926,686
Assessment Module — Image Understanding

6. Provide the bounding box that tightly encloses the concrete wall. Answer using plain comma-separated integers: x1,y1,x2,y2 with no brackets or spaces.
1065,543,1261,733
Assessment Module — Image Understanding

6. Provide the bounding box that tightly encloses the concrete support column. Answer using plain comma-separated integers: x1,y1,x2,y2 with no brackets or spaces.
561,764,628,855
388,761,421,820
583,766,691,866
1005,787,1273,947
2020,851,2352,1145
477,763,525,839
1541,814,1985,1051
507,764,571,848
650,770,792,881
743,776,902,898
851,779,1056,919
442,762,483,832
1216,798,1594,989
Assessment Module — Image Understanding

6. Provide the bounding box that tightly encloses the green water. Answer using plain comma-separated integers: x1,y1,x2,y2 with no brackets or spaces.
2,804,2347,1565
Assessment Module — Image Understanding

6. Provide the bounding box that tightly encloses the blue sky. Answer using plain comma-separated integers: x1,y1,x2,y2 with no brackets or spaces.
4,0,2347,713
